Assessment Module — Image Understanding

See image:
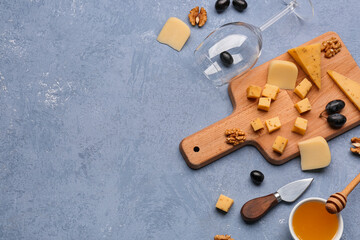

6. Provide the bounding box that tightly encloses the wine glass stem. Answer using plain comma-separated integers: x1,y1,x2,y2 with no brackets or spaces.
259,0,298,32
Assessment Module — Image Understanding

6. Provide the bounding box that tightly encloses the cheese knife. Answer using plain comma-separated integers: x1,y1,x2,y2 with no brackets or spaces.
241,178,313,222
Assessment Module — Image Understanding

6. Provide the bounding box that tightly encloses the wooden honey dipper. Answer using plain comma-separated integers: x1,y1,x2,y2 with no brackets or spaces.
326,172,360,214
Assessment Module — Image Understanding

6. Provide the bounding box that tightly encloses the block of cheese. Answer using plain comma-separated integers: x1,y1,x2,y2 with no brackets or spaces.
294,78,312,99
265,116,281,133
246,85,262,99
267,60,298,89
216,194,234,213
298,136,331,171
288,43,321,89
327,70,360,111
157,17,190,51
250,118,264,131
272,136,288,154
258,97,271,111
292,117,308,135
262,84,280,100
295,98,312,114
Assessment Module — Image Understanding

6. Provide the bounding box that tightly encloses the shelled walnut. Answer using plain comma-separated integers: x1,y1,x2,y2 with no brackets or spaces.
321,37,342,58
225,128,246,146
188,6,207,27
214,235,234,240
350,137,360,155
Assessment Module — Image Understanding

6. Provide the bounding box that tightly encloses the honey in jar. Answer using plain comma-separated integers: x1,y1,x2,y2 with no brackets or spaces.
292,200,339,240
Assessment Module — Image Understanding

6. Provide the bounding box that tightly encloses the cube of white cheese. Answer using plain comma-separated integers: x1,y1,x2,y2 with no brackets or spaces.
267,60,298,89
298,136,331,171
157,17,191,51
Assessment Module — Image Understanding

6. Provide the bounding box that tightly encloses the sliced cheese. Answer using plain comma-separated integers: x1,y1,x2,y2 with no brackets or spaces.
327,70,360,111
299,136,331,171
157,17,190,51
288,43,321,89
267,60,298,89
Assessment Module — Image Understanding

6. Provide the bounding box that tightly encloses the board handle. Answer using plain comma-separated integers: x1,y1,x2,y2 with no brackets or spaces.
240,193,279,222
179,113,249,169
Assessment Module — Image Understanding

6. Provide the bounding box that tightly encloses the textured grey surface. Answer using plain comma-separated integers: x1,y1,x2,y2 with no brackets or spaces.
0,0,360,239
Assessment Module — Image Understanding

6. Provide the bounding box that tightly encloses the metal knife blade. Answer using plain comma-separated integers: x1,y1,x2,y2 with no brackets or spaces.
277,178,313,202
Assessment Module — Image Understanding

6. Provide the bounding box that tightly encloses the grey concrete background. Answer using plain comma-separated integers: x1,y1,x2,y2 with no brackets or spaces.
0,0,360,239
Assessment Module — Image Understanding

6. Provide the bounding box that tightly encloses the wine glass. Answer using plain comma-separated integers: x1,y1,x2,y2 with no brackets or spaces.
194,0,314,86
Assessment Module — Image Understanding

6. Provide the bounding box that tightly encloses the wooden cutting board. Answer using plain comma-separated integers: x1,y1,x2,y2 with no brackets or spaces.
180,32,360,169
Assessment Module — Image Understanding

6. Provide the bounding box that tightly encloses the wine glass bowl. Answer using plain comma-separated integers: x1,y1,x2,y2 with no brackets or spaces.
194,23,262,86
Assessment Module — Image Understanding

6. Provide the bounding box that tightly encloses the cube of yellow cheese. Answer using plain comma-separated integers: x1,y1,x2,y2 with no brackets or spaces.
262,84,280,100
292,117,308,135
258,97,271,111
272,136,288,154
294,78,312,99
267,60,298,89
250,118,264,131
216,194,234,213
294,98,312,114
265,117,281,133
246,85,262,99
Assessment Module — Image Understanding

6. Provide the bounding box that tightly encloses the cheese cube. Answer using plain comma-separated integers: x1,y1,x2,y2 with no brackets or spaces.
294,78,312,99
292,117,308,135
258,97,271,111
272,136,288,154
294,98,312,114
299,136,331,171
246,85,262,99
216,194,234,213
265,117,281,133
250,118,264,131
267,60,298,89
262,84,280,100
157,17,191,51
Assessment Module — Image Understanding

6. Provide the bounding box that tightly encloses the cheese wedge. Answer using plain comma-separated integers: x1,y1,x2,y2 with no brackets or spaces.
288,43,321,89
299,136,331,171
327,70,360,111
157,17,190,51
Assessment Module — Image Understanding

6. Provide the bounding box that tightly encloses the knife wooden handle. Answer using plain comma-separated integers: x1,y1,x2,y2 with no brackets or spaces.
240,193,279,222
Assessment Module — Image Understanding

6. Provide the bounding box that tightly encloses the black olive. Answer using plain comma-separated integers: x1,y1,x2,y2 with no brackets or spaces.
220,51,233,67
250,170,264,185
325,100,345,114
233,0,247,12
327,113,347,129
215,0,230,13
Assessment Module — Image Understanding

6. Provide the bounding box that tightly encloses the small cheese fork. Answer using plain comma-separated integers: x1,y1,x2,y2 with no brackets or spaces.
326,172,360,214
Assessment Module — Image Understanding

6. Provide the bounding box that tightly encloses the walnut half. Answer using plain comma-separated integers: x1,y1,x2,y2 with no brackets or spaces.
225,128,246,146
188,6,207,27
350,137,360,155
214,235,234,240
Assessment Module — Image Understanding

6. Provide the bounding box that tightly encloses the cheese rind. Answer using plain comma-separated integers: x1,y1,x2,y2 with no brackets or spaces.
246,85,262,99
272,136,288,154
292,117,308,135
327,70,360,111
299,136,331,170
258,97,271,111
250,118,264,131
267,60,298,89
288,43,321,89
216,194,234,212
262,84,280,100
295,98,312,114
294,78,312,99
157,17,190,51
265,117,281,133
